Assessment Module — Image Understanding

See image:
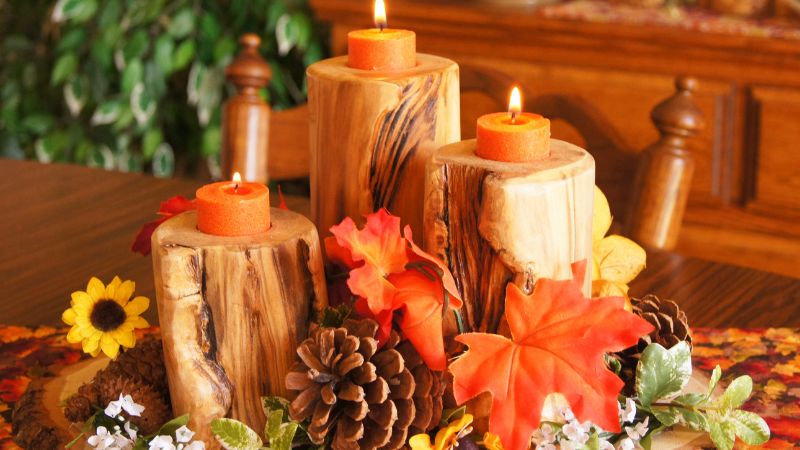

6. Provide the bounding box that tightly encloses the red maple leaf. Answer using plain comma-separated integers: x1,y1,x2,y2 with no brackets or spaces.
326,209,462,370
449,262,654,450
131,195,196,256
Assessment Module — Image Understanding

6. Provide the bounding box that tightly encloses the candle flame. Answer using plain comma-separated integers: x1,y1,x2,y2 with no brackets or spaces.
374,0,387,30
509,86,522,122
232,172,242,184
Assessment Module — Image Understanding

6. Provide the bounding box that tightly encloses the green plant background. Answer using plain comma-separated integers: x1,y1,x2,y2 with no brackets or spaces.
0,0,328,178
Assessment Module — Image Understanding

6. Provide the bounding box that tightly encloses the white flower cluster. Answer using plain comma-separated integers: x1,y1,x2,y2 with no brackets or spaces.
530,399,651,450
87,395,205,450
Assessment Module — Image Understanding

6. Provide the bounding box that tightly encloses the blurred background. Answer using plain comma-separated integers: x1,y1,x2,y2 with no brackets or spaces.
1,0,799,278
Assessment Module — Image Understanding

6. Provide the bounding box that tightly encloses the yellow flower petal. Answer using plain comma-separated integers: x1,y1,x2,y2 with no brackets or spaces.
62,308,77,325
86,277,106,301
112,329,136,348
66,325,84,343
592,186,612,243
593,235,646,284
482,433,506,450
100,334,121,359
124,296,149,316
82,334,101,354
105,277,121,303
75,314,92,330
90,348,101,357
126,315,150,329
115,280,135,305
71,291,94,313
408,434,434,450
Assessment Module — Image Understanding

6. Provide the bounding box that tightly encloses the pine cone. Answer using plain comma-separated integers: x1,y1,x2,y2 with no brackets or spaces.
63,338,171,430
615,295,693,395
286,319,442,450
396,340,445,436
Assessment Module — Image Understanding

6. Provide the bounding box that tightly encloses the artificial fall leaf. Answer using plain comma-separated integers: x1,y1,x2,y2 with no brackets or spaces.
592,187,646,302
449,262,654,450
326,209,462,370
131,195,196,256
277,185,289,210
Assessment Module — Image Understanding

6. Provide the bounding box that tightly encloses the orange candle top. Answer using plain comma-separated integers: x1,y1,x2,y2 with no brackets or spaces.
475,87,551,163
196,172,271,236
347,0,416,71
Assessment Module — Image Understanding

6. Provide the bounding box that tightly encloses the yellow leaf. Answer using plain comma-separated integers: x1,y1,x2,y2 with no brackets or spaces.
594,235,646,284
592,279,629,298
593,186,612,243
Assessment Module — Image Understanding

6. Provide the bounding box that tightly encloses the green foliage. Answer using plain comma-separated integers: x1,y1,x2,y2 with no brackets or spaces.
635,343,770,449
0,0,328,176
211,396,308,450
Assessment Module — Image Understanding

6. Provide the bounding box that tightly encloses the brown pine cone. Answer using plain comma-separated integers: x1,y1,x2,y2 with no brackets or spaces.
287,319,441,450
63,338,171,430
396,340,445,436
615,295,693,395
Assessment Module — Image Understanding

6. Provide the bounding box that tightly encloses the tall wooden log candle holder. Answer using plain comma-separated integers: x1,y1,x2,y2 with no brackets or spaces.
424,88,595,334
307,0,460,236
151,175,328,445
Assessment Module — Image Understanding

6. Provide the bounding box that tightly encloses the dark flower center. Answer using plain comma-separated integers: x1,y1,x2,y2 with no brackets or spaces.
90,299,127,332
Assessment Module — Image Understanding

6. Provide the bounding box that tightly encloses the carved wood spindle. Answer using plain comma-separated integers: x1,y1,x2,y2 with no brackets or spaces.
221,34,272,183
626,76,706,250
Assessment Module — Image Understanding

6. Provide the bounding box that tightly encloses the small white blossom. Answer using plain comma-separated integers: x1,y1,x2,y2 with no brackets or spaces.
119,394,145,416
181,442,206,450
625,416,650,441
599,440,615,450
560,406,576,422
87,426,115,449
616,437,635,450
149,435,177,450
532,423,556,445
175,425,195,443
104,400,123,418
562,422,590,445
619,397,637,423
124,421,138,440
534,443,556,450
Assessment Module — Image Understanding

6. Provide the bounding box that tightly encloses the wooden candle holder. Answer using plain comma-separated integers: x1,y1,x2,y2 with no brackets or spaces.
424,139,594,334
308,54,460,237
151,209,328,444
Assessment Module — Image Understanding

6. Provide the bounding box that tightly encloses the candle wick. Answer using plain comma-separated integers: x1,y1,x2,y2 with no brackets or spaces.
234,183,239,194
379,24,385,31
510,111,517,124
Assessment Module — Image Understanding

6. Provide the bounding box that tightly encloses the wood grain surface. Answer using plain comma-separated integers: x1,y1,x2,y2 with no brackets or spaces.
1,159,798,329
424,139,595,333
152,210,327,444
307,54,460,238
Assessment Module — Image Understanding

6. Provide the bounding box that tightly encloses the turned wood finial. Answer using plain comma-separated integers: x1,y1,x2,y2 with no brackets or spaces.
221,33,272,183
626,75,706,251
225,33,272,92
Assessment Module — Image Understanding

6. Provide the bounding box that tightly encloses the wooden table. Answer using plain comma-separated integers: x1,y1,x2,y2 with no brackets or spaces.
1,159,798,328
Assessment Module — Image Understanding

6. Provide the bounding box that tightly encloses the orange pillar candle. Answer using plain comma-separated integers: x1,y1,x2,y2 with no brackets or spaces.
347,0,416,71
196,172,271,236
476,86,551,163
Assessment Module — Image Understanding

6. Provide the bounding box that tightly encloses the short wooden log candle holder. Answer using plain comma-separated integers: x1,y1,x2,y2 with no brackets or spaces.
307,54,460,237
151,209,328,444
424,139,595,334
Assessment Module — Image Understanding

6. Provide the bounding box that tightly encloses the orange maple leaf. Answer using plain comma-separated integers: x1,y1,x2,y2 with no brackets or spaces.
326,209,462,370
449,262,653,450
131,195,196,256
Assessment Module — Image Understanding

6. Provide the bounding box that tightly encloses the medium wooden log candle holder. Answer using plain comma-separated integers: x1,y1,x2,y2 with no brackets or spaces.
151,209,328,444
307,53,460,236
424,139,595,334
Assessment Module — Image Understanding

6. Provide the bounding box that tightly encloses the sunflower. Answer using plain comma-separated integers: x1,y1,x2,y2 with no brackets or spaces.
62,276,150,359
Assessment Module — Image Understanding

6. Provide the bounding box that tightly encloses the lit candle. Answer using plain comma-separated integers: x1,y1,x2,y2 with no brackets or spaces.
196,172,271,236
475,86,551,162
347,0,416,71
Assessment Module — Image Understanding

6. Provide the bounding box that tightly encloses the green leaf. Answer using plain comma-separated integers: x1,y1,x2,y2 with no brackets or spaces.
319,304,352,328
124,29,149,62
97,0,122,28
201,126,221,156
168,8,196,38
265,409,284,440
157,414,190,437
52,54,78,86
213,36,237,64
290,12,312,51
729,410,770,445
261,396,290,418
636,342,692,406
200,13,222,42
677,407,710,431
706,365,722,399
90,100,123,125
154,36,175,74
173,40,196,72
142,129,163,160
130,83,155,125
718,376,753,410
211,418,263,450
152,143,175,178
53,0,98,23
709,419,736,450
22,114,54,135
269,422,298,450
122,59,144,94
55,28,87,52
90,39,114,70
673,392,705,407
439,406,467,427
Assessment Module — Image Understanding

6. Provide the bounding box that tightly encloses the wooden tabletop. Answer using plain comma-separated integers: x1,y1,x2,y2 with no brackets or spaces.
1,159,798,328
